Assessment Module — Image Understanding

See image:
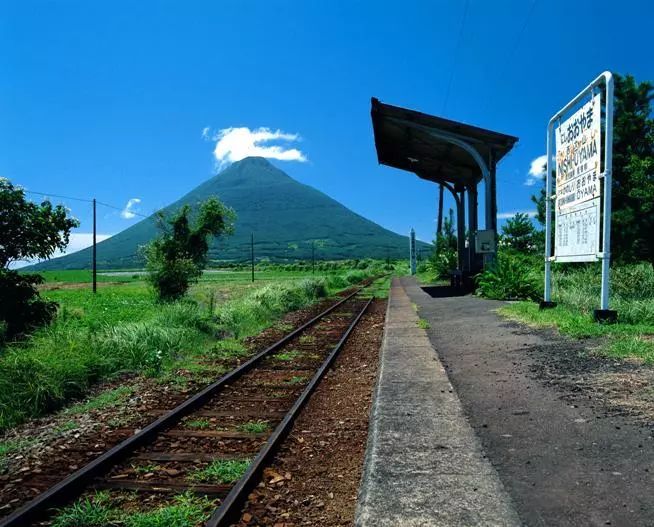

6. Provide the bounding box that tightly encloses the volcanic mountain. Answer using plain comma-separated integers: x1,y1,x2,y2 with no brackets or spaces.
31,157,430,270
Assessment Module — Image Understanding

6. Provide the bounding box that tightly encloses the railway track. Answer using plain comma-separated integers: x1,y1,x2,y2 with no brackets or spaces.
1,287,374,527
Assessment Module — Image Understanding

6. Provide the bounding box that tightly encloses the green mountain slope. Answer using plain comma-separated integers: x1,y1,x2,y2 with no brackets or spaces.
31,157,431,270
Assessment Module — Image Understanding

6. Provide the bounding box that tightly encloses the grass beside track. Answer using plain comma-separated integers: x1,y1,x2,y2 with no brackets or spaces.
0,267,386,433
497,262,654,363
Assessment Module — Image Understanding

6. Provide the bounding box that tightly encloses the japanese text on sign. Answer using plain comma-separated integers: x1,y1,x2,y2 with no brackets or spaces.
555,199,600,262
555,94,601,211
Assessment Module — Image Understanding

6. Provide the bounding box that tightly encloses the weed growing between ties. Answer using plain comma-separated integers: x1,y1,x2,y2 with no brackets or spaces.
274,350,301,362
0,272,364,432
237,420,270,434
51,491,215,527
188,459,251,484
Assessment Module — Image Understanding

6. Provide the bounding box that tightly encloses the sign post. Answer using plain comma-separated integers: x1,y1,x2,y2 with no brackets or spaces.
542,71,616,322
409,228,417,275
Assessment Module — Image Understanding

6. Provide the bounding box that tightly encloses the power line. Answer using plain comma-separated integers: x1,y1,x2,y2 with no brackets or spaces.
480,0,538,113
24,190,93,203
95,200,150,219
24,189,150,219
441,0,470,115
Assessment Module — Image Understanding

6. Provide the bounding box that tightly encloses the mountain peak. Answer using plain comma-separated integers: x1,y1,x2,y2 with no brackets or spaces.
30,156,430,270
230,156,274,169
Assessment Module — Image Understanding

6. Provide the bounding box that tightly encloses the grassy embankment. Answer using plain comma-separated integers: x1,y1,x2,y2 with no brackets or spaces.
0,265,384,434
499,262,654,362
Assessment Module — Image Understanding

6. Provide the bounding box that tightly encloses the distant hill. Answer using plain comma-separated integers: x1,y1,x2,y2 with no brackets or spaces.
29,157,431,270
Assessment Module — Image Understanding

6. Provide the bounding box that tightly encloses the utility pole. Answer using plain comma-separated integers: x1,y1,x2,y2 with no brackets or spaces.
251,233,255,282
92,198,97,293
311,241,315,275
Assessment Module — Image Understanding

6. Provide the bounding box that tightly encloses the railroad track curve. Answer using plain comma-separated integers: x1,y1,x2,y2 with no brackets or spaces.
1,286,375,527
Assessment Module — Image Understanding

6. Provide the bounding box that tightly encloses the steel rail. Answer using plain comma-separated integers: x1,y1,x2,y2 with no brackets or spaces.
207,296,374,526
0,287,365,527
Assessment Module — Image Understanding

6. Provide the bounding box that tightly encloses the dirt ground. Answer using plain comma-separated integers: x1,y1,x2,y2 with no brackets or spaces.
232,299,385,527
405,277,654,527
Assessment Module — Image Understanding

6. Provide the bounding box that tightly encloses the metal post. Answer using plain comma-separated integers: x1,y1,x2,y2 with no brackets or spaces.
456,190,466,272
436,184,444,241
467,186,477,272
542,121,555,308
596,72,616,321
489,152,497,260
409,229,416,275
92,198,97,294
250,233,254,282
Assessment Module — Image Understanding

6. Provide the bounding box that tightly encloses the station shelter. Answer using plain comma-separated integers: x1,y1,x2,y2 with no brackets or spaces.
370,98,518,287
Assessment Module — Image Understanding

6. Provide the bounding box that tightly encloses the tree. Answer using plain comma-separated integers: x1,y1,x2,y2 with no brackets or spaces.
429,208,458,278
531,73,654,265
145,197,235,301
0,178,80,341
500,213,538,253
611,74,654,265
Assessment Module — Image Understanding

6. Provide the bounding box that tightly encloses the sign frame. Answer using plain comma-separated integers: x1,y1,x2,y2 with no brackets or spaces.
543,71,615,315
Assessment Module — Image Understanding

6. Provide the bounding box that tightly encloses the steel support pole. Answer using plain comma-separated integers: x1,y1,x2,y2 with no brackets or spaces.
543,122,554,304
599,73,615,313
467,186,478,272
456,190,466,272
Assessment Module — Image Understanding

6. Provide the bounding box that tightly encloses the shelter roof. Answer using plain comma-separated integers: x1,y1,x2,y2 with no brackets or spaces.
370,98,518,187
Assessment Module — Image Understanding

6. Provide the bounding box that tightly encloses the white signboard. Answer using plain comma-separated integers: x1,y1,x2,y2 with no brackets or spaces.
555,94,601,211
555,200,600,262
554,93,601,262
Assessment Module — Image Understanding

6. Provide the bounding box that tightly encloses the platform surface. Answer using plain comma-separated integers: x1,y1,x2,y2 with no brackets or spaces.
355,278,520,527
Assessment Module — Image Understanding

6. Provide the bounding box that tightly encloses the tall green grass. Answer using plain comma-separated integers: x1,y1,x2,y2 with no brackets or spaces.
214,278,331,338
0,275,356,432
496,260,654,362
551,262,654,324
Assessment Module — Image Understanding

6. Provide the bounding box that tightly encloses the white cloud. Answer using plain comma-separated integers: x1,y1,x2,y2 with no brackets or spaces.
120,198,141,219
525,154,547,186
204,126,308,167
9,232,113,269
497,210,538,220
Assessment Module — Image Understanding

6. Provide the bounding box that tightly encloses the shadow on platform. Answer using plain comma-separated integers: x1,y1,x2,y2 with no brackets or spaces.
420,285,470,298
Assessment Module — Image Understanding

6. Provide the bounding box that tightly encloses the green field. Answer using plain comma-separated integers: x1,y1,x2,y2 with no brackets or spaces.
0,264,391,433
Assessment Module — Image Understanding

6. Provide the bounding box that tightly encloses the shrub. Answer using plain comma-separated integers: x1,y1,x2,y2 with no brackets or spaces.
0,271,58,343
476,252,541,301
145,198,235,301
344,270,366,284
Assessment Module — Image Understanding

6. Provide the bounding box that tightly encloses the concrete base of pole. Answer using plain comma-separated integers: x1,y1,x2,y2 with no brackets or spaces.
594,309,618,323
539,301,557,310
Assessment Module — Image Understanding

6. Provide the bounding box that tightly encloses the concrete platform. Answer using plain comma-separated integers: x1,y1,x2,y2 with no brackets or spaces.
355,278,520,527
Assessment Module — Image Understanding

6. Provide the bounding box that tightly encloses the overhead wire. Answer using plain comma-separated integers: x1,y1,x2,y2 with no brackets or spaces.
441,0,470,115
24,189,150,219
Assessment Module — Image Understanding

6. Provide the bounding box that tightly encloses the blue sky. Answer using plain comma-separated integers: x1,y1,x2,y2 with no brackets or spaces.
2,0,652,260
